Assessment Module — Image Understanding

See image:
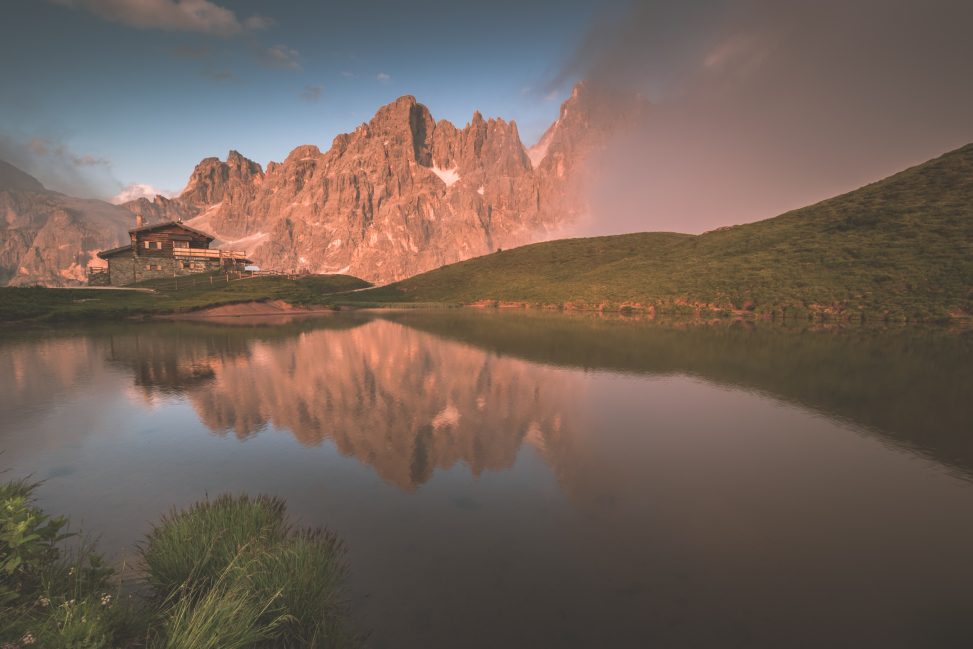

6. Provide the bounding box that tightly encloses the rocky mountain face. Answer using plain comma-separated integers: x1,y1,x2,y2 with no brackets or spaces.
0,83,644,286
122,82,646,284
0,162,137,286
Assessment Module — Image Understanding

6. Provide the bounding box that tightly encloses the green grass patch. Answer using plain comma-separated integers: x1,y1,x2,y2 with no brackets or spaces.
0,274,371,324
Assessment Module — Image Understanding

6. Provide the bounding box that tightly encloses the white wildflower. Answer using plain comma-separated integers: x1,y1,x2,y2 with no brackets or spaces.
100,593,112,606
21,632,36,645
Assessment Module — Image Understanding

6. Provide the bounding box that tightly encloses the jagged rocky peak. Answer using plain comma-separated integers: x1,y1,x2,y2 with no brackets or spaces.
522,81,650,228
285,144,322,162
555,81,649,140
226,149,260,169
529,80,648,169
181,150,264,206
121,194,193,225
428,109,531,177
363,94,436,165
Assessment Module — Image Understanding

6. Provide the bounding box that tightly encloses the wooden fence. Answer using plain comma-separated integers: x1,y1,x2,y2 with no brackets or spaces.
161,269,296,291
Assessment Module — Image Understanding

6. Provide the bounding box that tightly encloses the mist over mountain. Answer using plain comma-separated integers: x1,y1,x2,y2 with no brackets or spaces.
559,0,973,235
0,164,137,286
0,160,45,193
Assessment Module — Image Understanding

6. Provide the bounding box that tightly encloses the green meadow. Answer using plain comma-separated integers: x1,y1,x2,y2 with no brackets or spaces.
342,144,973,322
0,274,369,324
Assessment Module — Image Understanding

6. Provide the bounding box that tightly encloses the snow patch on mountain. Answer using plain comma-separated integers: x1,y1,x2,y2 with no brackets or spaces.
430,165,460,187
527,119,559,168
219,231,268,252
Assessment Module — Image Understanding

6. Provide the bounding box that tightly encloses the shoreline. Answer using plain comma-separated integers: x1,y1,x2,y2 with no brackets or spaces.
155,298,339,319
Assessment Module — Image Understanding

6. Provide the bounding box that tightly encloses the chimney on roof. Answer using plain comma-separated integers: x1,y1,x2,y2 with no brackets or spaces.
135,213,143,228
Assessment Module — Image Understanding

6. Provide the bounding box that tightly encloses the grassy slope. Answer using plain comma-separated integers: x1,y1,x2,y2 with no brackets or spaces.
347,144,973,320
0,273,370,323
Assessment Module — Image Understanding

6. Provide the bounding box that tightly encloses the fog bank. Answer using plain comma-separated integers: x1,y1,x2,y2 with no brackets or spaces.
561,0,973,234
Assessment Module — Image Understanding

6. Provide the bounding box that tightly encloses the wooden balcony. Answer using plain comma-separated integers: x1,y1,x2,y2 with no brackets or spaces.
173,248,249,260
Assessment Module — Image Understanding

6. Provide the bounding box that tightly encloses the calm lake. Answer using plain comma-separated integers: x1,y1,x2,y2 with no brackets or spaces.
2,311,973,648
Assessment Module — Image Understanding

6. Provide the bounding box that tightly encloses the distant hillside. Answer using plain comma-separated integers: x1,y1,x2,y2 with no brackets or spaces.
0,161,138,286
346,144,973,321
0,160,45,192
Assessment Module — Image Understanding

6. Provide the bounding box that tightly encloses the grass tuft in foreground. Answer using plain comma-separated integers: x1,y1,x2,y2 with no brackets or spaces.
150,559,285,649
1,482,358,648
141,494,289,601
245,530,354,648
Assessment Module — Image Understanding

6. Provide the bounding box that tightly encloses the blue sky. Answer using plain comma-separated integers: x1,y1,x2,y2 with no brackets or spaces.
3,0,971,232
0,0,617,199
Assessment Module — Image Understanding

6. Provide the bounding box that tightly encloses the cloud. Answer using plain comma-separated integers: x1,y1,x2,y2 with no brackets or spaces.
300,85,323,102
243,15,274,31
111,182,171,204
0,133,117,198
340,71,357,79
555,0,973,236
48,0,271,37
376,72,391,83
28,137,110,168
258,44,301,70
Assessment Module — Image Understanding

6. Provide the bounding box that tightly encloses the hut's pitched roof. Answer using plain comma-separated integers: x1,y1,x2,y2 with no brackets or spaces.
129,220,214,242
96,245,132,259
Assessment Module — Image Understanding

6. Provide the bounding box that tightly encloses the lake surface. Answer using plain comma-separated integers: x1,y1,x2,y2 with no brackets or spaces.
2,310,973,648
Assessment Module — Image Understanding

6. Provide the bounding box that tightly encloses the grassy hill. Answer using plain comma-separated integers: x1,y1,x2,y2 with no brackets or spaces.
345,144,973,321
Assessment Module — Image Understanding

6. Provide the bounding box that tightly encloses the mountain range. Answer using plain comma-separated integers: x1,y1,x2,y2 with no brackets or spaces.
0,82,645,286
0,161,134,286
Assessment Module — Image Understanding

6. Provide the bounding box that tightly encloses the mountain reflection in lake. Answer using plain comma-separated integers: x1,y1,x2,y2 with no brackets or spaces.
2,312,973,648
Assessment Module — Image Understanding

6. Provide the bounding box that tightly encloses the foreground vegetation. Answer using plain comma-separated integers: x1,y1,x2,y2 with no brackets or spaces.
342,144,973,321
1,481,357,648
0,274,369,324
